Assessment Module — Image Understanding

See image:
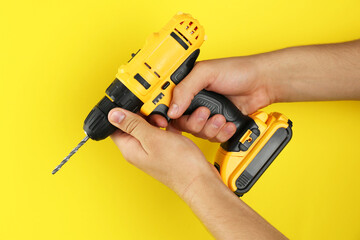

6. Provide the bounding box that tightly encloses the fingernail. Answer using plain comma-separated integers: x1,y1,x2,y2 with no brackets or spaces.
212,118,223,129
224,125,236,135
110,111,125,123
198,110,209,121
168,104,179,117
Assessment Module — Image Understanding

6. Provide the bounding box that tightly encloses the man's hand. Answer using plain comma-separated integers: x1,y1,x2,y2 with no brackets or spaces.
149,56,274,142
108,108,287,240
108,108,218,198
150,40,360,143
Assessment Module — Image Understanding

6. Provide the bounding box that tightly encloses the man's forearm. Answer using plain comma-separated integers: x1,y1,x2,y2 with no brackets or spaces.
181,174,287,240
259,40,360,103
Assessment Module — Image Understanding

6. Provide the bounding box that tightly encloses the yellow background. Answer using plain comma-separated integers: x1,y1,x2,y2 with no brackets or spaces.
1,0,359,239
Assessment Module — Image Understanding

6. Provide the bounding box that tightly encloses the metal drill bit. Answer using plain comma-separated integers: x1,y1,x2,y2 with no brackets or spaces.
52,135,90,175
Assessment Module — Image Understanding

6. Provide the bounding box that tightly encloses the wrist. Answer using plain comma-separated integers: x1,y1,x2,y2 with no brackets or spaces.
180,167,232,208
255,48,295,104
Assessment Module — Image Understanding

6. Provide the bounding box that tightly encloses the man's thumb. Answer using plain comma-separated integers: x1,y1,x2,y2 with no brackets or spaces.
108,108,154,140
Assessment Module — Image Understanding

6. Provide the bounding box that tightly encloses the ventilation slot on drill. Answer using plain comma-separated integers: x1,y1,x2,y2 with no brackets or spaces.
170,31,188,50
186,21,193,30
190,26,198,35
144,62,151,69
154,71,160,78
174,28,192,45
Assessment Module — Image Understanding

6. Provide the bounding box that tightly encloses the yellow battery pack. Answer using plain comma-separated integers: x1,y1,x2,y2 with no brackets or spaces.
215,112,292,196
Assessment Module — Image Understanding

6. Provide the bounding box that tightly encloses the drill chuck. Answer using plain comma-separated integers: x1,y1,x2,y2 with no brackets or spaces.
83,97,117,140
83,79,143,140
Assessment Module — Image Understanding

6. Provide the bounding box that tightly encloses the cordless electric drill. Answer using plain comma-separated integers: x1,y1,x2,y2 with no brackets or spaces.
53,13,292,197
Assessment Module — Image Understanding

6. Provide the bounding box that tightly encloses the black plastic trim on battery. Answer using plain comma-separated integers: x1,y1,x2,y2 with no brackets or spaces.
134,73,151,89
170,32,189,50
234,125,293,197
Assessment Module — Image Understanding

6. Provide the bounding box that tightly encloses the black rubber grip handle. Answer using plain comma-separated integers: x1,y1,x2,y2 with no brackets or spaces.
169,48,260,152
184,90,260,152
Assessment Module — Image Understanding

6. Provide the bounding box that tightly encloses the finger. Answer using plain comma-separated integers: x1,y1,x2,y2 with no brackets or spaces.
167,62,214,119
195,114,226,139
110,130,146,163
108,108,159,150
166,124,182,135
209,122,237,143
147,114,169,128
171,107,210,134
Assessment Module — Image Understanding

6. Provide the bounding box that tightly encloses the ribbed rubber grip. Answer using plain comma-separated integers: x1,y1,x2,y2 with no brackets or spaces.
185,90,260,152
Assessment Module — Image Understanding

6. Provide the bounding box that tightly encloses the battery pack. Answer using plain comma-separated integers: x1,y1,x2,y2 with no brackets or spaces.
215,112,293,196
